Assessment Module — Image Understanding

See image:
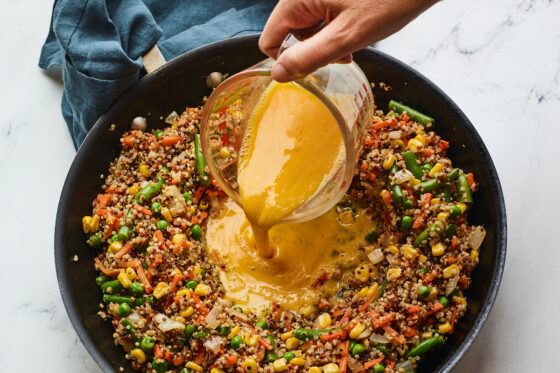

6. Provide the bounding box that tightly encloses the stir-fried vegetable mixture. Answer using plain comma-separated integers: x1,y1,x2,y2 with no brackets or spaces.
83,100,484,372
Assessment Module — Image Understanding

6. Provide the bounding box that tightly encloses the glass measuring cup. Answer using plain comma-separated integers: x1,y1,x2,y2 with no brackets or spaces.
200,34,374,224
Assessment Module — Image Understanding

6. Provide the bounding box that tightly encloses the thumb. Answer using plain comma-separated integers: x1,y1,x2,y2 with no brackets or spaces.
272,18,359,82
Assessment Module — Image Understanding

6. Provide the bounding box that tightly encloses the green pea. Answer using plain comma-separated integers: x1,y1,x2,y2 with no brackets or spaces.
183,191,192,202
375,344,387,354
422,164,433,171
351,343,366,356
256,321,268,330
403,199,414,209
130,282,144,297
439,296,449,307
217,325,231,336
266,352,278,362
418,285,431,298
179,369,190,373
186,280,198,289
117,225,131,241
151,359,168,373
156,220,168,230
283,351,295,362
349,340,357,351
111,234,120,242
117,302,131,316
89,234,102,247
96,275,110,286
151,202,162,214
450,205,462,217
155,130,164,140
365,231,379,243
191,224,202,239
230,336,243,350
184,324,196,340
140,336,155,351
373,364,385,373
420,268,429,274
401,216,413,230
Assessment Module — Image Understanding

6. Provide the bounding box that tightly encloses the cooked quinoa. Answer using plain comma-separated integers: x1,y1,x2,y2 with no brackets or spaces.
82,100,485,373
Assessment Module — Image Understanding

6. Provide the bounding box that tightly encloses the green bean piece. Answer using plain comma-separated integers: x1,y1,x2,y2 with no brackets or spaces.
155,130,164,140
151,202,162,214
122,319,140,343
117,302,131,316
403,199,414,209
134,171,166,204
418,285,430,298
457,174,473,203
443,185,451,203
283,351,295,362
388,100,435,127
111,234,120,242
406,336,445,358
216,325,230,336
194,134,211,186
183,191,192,202
401,216,413,230
191,224,203,239
184,324,196,340
445,224,456,239
375,344,387,355
365,231,379,244
89,234,102,247
414,223,440,247
101,280,123,294
422,164,433,172
439,296,449,307
294,327,340,341
230,336,243,349
374,279,388,302
96,275,110,286
387,112,398,118
256,321,268,330
447,168,460,180
132,296,153,307
402,151,423,179
392,185,404,205
264,333,278,361
373,364,385,373
151,359,168,373
420,268,429,274
450,205,462,217
266,352,278,362
351,343,366,356
130,282,144,297
103,294,133,304
186,280,198,289
200,268,206,280
117,225,131,241
141,336,155,351
388,164,399,177
195,329,210,339
414,179,440,193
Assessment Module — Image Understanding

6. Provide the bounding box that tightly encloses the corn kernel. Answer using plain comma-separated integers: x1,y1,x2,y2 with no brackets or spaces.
349,323,366,339
153,282,170,299
300,306,314,317
309,367,322,373
422,331,433,340
354,265,370,282
193,265,201,275
88,215,100,232
281,331,294,340
367,283,379,297
427,287,438,301
393,139,405,149
194,283,211,296
243,358,258,373
414,134,426,145
108,241,122,254
176,289,191,299
407,138,424,150
456,202,467,214
290,358,305,366
139,163,151,177
379,189,388,197
228,326,240,339
443,264,460,279
322,363,339,373
172,234,186,245
357,287,369,298
429,163,444,178
419,255,428,263
387,268,402,281
82,216,92,233
131,348,146,363
286,337,300,350
317,313,332,329
174,316,186,324
409,178,421,186
118,272,132,288
186,361,204,372
470,250,479,260
273,358,288,372
382,154,396,170
456,297,467,306
219,147,230,158
125,267,137,280
403,245,418,260
432,242,445,257
430,198,440,205
437,212,449,222
438,322,452,334
128,184,140,195
244,333,259,347
211,369,225,373
169,267,182,278
388,245,399,255
161,207,172,222
180,306,194,317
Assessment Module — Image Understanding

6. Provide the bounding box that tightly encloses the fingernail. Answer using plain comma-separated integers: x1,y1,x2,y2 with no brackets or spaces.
271,62,291,82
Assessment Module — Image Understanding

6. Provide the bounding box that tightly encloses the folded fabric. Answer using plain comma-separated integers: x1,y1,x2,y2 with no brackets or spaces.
39,0,277,149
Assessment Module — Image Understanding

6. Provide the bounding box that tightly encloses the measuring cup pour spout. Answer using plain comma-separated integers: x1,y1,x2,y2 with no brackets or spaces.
200,34,374,225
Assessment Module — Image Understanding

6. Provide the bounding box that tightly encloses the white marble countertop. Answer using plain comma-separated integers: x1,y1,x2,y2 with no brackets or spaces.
1,0,559,371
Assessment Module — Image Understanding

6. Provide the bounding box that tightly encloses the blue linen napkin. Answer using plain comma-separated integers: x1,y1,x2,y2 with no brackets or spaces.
39,0,277,149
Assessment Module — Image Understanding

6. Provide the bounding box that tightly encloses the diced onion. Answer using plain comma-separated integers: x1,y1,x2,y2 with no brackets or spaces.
205,307,221,329
392,169,414,184
154,313,185,332
203,336,224,354
347,357,363,373
164,111,179,125
370,333,390,344
395,359,415,372
357,327,372,340
469,227,486,250
388,131,402,139
368,249,384,265
445,275,459,296
126,312,145,328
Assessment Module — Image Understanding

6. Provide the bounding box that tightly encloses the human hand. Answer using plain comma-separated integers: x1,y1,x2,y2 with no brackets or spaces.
259,0,439,82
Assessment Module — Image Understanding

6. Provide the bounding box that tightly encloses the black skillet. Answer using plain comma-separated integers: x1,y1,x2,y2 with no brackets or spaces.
54,34,506,372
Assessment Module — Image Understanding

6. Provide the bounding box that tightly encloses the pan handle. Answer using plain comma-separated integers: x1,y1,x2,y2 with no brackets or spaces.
142,45,167,74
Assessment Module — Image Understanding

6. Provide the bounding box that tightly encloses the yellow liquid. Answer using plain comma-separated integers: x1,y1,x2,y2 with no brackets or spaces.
207,199,375,313
237,82,344,257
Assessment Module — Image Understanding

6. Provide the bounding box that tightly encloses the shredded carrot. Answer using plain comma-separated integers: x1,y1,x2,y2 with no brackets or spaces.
122,135,135,147
172,356,185,366
259,337,273,351
194,347,205,365
209,250,222,266
333,310,352,328
96,194,112,209
438,140,449,151
105,186,124,194
173,239,193,255
149,134,158,151
115,241,135,259
449,306,458,334
373,313,396,328
154,344,163,359
159,136,184,146
340,340,350,373
359,285,381,313
466,172,475,189
406,305,421,314
381,325,406,344
381,190,392,206
169,273,184,294
368,171,377,182
94,257,122,276
402,326,418,338
387,360,396,369
225,355,238,365
164,349,173,362
423,148,434,157
194,186,206,201
363,356,385,369
154,230,166,250
423,269,440,284
320,329,347,342
135,264,153,293
425,302,444,317
132,203,152,216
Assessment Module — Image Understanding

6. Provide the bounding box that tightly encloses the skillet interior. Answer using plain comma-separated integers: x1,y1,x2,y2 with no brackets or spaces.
55,34,506,373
